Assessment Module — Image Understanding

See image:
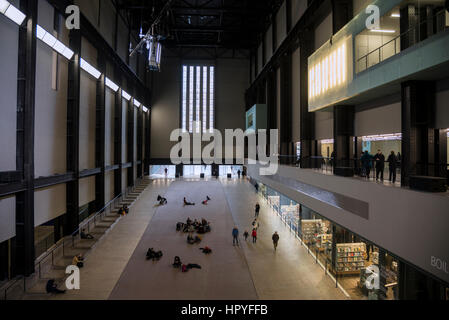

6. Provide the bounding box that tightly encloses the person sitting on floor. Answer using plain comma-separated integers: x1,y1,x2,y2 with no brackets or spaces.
72,254,84,268
187,233,196,244
201,218,208,226
199,246,212,254
183,197,195,206
123,205,129,214
157,195,167,205
176,222,184,231
80,229,94,240
186,217,192,226
146,248,163,261
173,256,182,268
46,279,65,294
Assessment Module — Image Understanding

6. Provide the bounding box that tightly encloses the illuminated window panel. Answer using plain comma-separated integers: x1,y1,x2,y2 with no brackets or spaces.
203,67,208,133
182,66,187,132
189,66,194,133
196,66,201,133
209,67,215,133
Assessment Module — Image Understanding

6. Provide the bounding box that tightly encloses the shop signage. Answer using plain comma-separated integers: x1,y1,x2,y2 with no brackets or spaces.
431,256,449,274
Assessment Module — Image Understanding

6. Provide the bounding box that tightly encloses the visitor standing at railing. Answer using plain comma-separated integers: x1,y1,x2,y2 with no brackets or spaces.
361,151,373,179
387,151,398,184
374,150,385,182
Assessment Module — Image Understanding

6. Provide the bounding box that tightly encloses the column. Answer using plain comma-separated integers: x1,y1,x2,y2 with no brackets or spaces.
95,53,106,211
65,29,81,236
113,67,122,196
13,0,37,277
333,105,355,176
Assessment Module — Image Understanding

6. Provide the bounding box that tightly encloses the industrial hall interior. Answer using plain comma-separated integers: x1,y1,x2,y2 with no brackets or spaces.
1,0,449,301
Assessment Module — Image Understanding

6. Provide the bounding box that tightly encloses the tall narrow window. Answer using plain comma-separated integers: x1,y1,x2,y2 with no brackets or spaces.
202,67,208,133
182,66,187,132
189,66,194,133
209,67,215,133
196,66,201,133
181,64,215,134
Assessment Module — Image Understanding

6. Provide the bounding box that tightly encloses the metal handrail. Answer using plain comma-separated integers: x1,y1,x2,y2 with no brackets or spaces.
357,9,447,73
2,177,148,300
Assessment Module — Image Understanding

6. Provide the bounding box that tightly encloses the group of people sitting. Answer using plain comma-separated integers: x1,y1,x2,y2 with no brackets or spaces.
177,217,211,234
118,205,129,216
172,256,202,272
146,248,163,261
157,195,167,205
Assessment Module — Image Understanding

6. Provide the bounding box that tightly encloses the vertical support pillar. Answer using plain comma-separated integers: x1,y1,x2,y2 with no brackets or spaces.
13,0,37,277
299,31,315,168
65,28,81,236
95,53,106,211
137,105,143,178
400,5,419,51
128,97,135,187
333,105,355,169
144,109,151,176
280,53,293,161
114,68,122,196
332,0,353,34
401,81,436,186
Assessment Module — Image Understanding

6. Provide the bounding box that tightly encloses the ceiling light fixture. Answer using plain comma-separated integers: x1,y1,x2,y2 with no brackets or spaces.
80,58,101,79
105,77,119,92
122,90,131,101
370,29,396,33
36,25,74,59
0,1,26,26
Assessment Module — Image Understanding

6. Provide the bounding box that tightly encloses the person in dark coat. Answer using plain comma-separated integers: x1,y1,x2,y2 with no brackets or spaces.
373,150,385,182
272,232,280,251
46,279,65,294
387,151,398,183
361,151,373,179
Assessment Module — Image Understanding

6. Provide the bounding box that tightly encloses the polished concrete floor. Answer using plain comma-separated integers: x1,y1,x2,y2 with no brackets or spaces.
27,178,346,300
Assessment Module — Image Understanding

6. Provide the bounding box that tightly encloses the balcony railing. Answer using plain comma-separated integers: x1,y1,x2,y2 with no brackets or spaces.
356,9,447,73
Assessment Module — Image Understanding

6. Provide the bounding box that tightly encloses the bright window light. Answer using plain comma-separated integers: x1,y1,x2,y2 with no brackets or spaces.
3,2,25,25
36,24,74,60
42,32,57,47
0,0,10,14
80,58,101,79
61,47,74,60
122,90,131,101
36,25,46,39
370,29,396,33
52,40,66,55
134,99,141,107
105,77,119,92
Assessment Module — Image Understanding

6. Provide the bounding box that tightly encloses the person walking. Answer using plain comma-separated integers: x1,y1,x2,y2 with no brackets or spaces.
373,150,385,182
387,151,398,183
361,151,373,179
232,227,239,246
272,232,280,251
252,219,259,231
237,169,241,178
251,229,257,243
243,230,249,241
255,203,260,218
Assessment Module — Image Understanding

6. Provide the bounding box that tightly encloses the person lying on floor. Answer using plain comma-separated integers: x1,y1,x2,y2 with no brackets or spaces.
183,197,195,206
80,229,94,240
173,256,182,268
181,263,202,272
46,279,65,294
199,246,212,254
157,195,167,205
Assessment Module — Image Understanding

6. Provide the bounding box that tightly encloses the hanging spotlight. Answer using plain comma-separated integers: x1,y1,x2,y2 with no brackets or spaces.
147,36,162,71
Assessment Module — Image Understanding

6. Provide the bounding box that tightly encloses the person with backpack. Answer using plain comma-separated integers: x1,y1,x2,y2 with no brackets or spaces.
251,229,257,243
272,231,280,251
232,227,239,246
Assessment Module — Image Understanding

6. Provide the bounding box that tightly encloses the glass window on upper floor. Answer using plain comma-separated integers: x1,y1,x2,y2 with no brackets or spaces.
355,0,448,73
